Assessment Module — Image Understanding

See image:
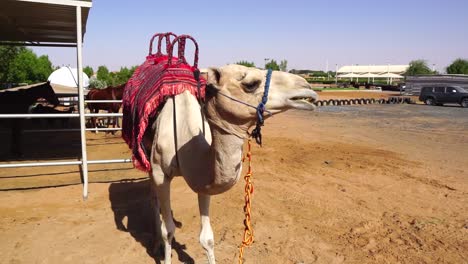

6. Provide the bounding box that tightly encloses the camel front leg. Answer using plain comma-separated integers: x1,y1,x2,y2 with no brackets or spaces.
198,194,216,264
154,177,175,263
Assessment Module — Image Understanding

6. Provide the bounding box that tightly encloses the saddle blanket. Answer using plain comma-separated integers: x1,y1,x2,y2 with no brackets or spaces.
122,55,206,172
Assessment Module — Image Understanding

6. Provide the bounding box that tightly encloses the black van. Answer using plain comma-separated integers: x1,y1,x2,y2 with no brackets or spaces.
419,86,468,107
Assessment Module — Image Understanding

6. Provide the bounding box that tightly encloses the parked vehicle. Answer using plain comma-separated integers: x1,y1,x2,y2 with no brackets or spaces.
398,83,406,92
419,86,468,107
406,75,468,95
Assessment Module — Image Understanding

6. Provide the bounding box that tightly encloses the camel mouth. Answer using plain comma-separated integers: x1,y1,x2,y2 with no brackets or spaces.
287,89,318,110
290,96,314,102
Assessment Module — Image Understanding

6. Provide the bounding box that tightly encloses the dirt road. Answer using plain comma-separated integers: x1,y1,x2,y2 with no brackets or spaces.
1,100,467,263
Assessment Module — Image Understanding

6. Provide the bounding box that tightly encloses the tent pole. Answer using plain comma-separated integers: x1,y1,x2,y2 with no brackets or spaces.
76,5,89,200
335,64,338,85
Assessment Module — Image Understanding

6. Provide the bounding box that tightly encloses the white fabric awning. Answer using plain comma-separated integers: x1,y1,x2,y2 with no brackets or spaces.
337,65,409,74
378,73,404,78
337,73,362,78
358,73,380,78
48,66,90,88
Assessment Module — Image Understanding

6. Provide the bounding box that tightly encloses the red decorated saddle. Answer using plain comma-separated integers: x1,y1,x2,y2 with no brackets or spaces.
122,32,206,171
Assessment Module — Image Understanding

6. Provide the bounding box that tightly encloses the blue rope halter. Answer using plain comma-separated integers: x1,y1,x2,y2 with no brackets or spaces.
250,69,272,145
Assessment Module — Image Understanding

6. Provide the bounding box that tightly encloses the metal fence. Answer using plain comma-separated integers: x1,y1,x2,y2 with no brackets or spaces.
0,99,130,198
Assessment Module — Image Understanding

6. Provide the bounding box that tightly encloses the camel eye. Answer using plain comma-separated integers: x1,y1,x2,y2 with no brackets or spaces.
242,80,261,92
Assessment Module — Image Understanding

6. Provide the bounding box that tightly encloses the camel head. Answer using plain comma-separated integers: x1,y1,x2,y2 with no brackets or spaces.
204,64,318,136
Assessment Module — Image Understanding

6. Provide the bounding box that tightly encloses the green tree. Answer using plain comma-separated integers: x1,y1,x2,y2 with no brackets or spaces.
289,69,314,75
114,67,133,85
311,71,328,77
446,58,468,74
83,66,94,78
5,48,53,84
96,65,111,84
34,55,54,81
7,48,36,83
265,59,280,71
89,78,107,89
406,60,433,75
279,60,288,72
0,46,52,85
235,60,255,68
94,65,137,87
0,46,26,84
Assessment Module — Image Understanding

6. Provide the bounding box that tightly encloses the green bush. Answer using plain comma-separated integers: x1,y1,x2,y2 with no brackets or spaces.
88,78,107,89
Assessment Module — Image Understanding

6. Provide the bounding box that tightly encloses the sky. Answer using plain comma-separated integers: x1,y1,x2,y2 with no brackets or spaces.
33,0,468,73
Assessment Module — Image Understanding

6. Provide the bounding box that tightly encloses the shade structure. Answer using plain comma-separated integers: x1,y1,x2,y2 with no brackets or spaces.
378,73,404,78
358,73,381,78
0,0,93,199
0,0,92,46
337,65,409,74
48,66,90,88
337,73,362,78
0,82,89,96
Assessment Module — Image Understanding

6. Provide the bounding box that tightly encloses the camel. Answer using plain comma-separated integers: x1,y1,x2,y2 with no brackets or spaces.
143,64,318,263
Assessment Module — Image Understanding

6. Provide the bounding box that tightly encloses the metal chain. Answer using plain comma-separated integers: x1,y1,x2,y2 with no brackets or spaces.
238,139,254,264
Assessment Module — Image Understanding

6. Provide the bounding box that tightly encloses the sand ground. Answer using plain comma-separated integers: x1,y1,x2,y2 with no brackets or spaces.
0,91,467,264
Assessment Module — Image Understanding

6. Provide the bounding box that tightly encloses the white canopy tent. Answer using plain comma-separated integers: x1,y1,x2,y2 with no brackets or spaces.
337,73,362,78
337,72,364,82
48,66,90,88
336,64,408,84
358,73,381,82
377,73,404,78
378,72,404,84
337,65,409,74
358,73,381,78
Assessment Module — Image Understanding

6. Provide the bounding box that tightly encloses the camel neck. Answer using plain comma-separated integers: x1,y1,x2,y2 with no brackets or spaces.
167,92,245,195
182,125,244,195
206,127,245,194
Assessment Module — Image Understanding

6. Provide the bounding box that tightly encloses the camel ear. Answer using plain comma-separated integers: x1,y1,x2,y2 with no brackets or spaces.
205,67,221,86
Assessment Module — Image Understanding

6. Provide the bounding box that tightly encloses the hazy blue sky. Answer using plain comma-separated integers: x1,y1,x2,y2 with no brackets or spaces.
33,0,468,73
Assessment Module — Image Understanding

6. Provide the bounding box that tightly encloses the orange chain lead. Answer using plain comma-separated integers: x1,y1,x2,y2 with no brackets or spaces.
238,139,254,264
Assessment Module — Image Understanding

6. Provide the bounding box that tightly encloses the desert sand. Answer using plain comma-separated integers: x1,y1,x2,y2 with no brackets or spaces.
1,91,467,263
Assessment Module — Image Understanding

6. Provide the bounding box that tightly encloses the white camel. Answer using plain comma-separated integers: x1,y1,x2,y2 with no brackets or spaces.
143,64,318,263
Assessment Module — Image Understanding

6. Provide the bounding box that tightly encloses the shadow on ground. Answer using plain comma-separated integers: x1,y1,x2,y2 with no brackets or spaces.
108,179,193,264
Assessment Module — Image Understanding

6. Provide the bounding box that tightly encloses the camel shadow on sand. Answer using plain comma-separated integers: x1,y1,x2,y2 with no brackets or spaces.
108,179,192,264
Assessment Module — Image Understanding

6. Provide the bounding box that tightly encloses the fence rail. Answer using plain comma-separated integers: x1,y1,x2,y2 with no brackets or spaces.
0,99,130,194
0,159,132,169
0,113,123,118
85,100,122,103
